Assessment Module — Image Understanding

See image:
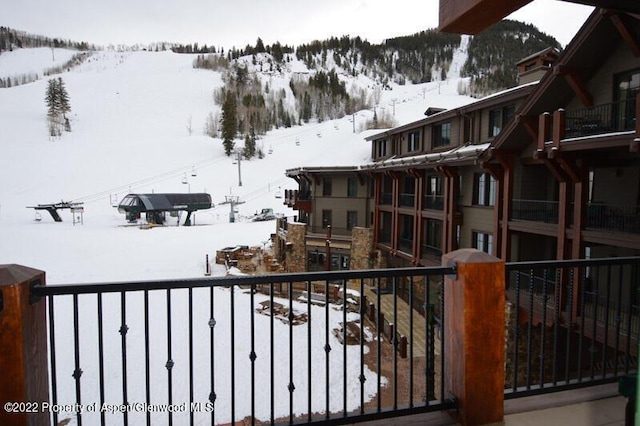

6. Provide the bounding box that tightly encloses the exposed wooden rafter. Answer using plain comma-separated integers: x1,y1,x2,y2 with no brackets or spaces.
516,114,538,145
553,65,594,107
407,168,422,179
481,161,503,181
609,12,640,57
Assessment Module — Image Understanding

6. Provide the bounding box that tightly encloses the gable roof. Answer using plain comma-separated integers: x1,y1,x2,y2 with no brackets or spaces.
488,8,640,154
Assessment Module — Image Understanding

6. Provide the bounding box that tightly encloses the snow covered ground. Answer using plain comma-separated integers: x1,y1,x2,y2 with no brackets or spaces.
0,46,473,424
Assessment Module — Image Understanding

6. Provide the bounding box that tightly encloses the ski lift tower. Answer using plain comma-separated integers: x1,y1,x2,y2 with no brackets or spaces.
223,195,242,223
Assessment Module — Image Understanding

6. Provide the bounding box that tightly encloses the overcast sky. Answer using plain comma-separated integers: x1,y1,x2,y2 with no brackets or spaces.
4,0,594,49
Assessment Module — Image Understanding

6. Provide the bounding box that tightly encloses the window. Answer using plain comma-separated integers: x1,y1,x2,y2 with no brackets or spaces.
377,139,387,157
488,104,515,137
472,231,494,254
425,174,444,210
433,122,451,147
347,211,358,230
472,172,496,206
423,219,442,255
347,177,358,197
615,69,640,130
322,209,332,228
408,131,420,152
322,178,332,196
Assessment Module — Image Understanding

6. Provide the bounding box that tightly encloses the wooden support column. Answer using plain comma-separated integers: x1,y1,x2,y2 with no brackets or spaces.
0,265,50,426
372,174,381,244
442,249,505,425
557,181,570,260
534,112,551,158
552,109,566,151
414,171,424,263
482,161,503,258
438,166,459,254
493,152,514,261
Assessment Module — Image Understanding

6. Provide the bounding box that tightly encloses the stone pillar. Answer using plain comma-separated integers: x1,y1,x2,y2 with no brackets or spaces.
350,226,374,270
0,265,50,426
442,249,505,425
285,222,307,273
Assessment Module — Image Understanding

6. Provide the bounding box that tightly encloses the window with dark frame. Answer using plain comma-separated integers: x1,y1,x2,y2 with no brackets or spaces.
377,139,387,157
472,172,496,206
347,210,358,230
489,104,515,138
472,231,494,254
347,177,358,197
408,130,420,152
433,122,451,147
322,177,332,196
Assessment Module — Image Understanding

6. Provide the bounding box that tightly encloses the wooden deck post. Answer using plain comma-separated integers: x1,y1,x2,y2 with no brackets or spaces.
0,265,49,426
442,249,505,425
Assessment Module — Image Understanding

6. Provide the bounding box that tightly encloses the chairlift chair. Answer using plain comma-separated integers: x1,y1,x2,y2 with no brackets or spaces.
191,166,197,177
182,173,188,184
34,211,42,221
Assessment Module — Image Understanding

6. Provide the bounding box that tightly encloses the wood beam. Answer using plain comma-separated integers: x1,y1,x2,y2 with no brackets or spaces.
554,65,594,107
633,93,640,152
438,0,532,34
517,114,538,145
534,112,551,159
481,161,503,181
552,108,566,150
609,13,640,57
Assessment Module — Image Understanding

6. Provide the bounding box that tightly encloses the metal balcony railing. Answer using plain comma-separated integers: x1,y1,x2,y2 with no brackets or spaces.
565,100,637,139
423,195,444,211
586,203,640,234
505,256,640,398
511,199,559,224
32,267,456,425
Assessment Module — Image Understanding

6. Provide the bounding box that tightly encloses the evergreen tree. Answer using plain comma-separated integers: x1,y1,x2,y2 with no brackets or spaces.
45,79,61,137
220,90,237,156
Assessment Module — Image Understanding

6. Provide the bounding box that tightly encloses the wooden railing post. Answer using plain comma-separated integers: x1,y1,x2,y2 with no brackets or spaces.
442,249,505,425
0,265,49,426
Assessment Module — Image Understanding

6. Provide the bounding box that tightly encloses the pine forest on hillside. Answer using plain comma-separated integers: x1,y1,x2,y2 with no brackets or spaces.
2,20,561,142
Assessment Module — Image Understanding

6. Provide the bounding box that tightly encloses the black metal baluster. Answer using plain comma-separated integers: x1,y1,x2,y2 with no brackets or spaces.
119,292,128,425
270,283,275,424
392,276,398,410
144,290,150,426
578,266,588,382
230,285,235,426
589,266,600,379
249,283,256,426
409,275,414,408
97,293,106,425
425,276,432,404
342,279,347,417
601,264,613,379
539,269,548,388
552,268,560,386
209,286,216,425
288,280,295,425
526,268,534,390
564,268,574,385
614,265,624,377
72,294,83,426
166,289,173,426
439,275,445,403
325,279,331,419
307,280,312,422
48,296,59,426
359,278,365,415
512,270,521,392
376,276,381,413
189,288,194,426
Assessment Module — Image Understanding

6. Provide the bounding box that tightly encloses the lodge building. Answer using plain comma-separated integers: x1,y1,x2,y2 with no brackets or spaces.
276,9,640,286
